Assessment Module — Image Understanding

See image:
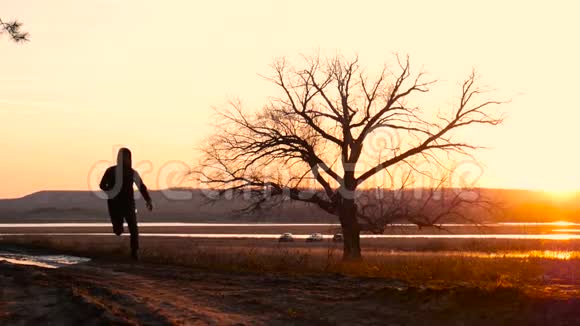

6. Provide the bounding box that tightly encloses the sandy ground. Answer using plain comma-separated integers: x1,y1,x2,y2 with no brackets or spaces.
2,225,580,325
1,250,580,326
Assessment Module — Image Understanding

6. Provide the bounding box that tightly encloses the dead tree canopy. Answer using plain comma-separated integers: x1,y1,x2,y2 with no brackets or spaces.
0,18,29,42
196,55,505,260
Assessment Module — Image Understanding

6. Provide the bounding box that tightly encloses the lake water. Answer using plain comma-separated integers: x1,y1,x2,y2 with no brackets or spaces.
1,222,580,240
2,222,580,267
0,222,578,228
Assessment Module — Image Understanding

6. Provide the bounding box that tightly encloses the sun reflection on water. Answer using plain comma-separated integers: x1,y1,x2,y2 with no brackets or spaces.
485,250,575,260
371,250,578,260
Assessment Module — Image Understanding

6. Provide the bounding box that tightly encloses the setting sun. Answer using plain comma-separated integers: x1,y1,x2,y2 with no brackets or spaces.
544,190,579,201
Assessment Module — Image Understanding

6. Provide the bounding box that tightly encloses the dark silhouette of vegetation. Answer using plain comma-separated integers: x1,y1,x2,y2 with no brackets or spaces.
0,18,29,42
196,55,505,260
356,169,496,234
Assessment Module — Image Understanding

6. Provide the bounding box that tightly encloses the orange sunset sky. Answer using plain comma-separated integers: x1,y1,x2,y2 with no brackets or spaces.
0,0,579,198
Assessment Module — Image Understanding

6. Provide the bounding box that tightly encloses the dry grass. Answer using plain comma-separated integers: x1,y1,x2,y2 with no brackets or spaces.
2,235,580,294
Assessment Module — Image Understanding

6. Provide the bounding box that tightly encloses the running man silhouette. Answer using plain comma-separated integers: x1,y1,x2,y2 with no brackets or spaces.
99,148,153,260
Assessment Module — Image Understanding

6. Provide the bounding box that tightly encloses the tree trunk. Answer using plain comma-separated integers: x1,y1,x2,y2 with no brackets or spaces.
339,198,362,261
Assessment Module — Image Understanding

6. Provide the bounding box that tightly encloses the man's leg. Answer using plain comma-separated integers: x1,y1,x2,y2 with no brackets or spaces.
125,209,139,259
108,205,124,236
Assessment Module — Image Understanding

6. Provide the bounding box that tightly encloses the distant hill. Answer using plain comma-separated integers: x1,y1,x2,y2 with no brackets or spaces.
0,189,335,223
0,188,578,223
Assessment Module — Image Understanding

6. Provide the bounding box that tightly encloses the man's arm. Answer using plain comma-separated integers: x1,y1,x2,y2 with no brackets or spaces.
133,170,153,210
100,167,113,192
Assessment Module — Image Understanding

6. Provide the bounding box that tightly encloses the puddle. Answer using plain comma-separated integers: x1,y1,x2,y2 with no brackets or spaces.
0,251,90,269
367,250,580,260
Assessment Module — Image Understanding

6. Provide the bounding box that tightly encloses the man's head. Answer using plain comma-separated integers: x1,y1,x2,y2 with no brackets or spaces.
117,147,132,168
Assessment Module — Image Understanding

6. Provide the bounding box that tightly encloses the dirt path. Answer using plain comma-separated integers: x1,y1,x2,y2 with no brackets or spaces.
2,257,580,325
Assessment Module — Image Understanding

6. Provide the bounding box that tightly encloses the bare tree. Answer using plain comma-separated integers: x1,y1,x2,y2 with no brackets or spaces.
356,165,496,234
196,55,505,260
0,18,29,42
